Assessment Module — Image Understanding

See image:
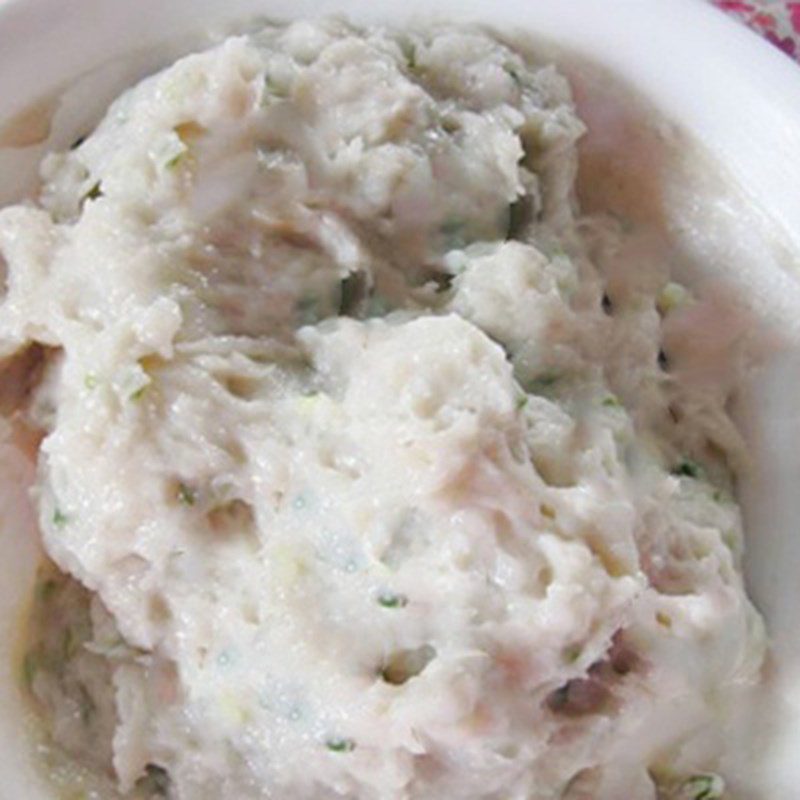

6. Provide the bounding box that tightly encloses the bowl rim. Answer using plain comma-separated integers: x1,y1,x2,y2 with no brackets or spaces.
0,2,799,798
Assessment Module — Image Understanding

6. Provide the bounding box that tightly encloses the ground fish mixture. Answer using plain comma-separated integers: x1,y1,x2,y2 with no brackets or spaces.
0,18,765,800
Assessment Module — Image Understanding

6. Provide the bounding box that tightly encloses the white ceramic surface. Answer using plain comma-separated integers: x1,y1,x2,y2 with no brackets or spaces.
0,1,798,798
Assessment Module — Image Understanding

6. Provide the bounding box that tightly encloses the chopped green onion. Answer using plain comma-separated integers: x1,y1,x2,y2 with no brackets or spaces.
296,295,319,325
504,62,523,87
130,385,148,401
525,372,559,394
440,218,468,250
602,395,622,408
84,373,98,390
563,644,582,664
657,282,691,315
165,152,185,169
84,181,103,202
612,212,635,233
52,508,69,527
539,503,556,519
325,737,356,753
515,394,529,411
721,530,737,550
441,114,460,134
671,460,702,479
366,294,391,318
655,611,672,628
177,482,196,506
377,592,408,609
680,773,724,800
263,73,290,99
548,683,570,710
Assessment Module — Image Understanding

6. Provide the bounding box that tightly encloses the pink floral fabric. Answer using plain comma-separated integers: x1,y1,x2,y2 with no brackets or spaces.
712,0,800,60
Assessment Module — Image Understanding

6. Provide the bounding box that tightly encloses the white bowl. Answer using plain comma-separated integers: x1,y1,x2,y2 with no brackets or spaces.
1,1,799,797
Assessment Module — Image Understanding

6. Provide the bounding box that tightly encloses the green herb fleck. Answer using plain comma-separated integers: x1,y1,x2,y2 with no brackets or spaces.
440,218,468,250
83,373,98,390
681,773,724,800
177,482,196,506
504,62,523,87
378,592,408,609
52,508,69,527
130,385,147,401
525,373,559,394
721,529,737,550
441,114,460,134
396,37,420,72
326,737,356,753
165,151,185,170
655,611,672,628
540,503,556,519
657,281,691,315
602,395,622,408
84,181,103,202
548,683,571,711
263,73,290,99
671,460,703,479
563,644,582,664
296,295,319,325
516,394,529,411
612,212,635,234
366,294,390,318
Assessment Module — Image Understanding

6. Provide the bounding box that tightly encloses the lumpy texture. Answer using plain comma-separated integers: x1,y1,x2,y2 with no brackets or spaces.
1,19,764,800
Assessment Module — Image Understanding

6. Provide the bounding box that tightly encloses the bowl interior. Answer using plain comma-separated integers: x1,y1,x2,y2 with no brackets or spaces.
1,1,799,798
